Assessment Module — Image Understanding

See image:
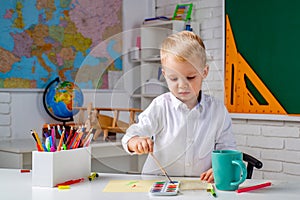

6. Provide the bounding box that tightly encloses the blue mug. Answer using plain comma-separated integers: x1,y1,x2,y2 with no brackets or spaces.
212,150,247,191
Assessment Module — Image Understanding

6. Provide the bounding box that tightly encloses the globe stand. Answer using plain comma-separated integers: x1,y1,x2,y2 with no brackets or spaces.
42,77,74,125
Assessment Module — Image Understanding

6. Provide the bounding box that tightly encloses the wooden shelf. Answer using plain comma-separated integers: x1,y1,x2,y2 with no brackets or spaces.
143,55,161,62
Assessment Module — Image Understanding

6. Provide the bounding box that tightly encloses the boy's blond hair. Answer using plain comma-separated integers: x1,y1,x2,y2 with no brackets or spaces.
160,31,206,70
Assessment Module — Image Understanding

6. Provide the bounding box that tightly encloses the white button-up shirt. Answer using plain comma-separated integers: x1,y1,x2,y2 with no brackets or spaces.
122,92,236,177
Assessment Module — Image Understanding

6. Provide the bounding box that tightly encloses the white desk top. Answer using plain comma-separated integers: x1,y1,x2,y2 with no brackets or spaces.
1,169,299,200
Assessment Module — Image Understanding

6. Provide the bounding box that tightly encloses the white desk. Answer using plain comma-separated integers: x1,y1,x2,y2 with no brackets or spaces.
1,169,299,200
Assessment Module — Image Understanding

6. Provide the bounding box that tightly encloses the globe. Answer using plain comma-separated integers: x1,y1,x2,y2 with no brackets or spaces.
43,77,84,122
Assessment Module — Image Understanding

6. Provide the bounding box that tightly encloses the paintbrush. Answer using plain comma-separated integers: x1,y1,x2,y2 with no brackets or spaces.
150,152,174,183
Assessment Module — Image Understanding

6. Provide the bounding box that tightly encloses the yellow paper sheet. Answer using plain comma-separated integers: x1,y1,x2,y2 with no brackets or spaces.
103,180,156,192
103,179,209,192
179,180,209,190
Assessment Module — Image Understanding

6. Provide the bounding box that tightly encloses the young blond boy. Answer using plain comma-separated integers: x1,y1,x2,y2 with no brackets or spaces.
122,31,236,182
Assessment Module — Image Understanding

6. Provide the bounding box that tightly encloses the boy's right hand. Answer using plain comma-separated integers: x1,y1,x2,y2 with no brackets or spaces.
127,136,153,154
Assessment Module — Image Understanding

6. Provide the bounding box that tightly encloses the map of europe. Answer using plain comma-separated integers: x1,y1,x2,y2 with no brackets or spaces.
0,0,122,89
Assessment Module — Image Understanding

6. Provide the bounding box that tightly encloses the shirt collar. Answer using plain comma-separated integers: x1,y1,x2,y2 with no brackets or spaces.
170,91,204,111
170,92,183,110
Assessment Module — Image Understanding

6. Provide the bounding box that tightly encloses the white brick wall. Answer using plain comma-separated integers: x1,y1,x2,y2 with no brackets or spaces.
233,118,300,180
286,138,300,151
157,0,300,180
0,92,11,103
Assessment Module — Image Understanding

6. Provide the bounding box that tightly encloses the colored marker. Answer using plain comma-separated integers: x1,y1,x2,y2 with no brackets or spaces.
73,132,84,149
65,126,74,146
62,126,67,144
236,182,271,193
58,185,70,190
56,178,84,187
31,130,43,151
47,124,51,136
67,131,78,149
210,185,217,197
45,137,51,152
83,133,93,147
81,128,93,147
49,136,56,152
57,125,62,135
20,169,31,173
44,132,50,138
51,127,56,150
42,142,48,152
57,127,65,151
34,130,44,151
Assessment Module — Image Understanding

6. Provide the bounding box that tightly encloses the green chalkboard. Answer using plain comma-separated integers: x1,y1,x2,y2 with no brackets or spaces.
225,0,300,114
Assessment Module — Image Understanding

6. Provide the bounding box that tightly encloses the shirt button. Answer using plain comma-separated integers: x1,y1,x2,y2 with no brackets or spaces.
199,106,203,112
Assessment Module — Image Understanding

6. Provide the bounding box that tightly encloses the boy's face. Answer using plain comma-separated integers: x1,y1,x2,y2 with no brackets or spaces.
162,56,208,108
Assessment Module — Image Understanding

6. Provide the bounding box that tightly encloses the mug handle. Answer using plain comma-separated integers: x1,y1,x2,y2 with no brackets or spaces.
230,160,247,187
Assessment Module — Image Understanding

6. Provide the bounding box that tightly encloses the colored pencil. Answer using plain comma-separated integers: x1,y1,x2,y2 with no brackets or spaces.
236,182,271,193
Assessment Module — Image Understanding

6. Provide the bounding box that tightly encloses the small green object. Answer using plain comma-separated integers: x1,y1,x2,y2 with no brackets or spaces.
126,181,138,186
172,3,193,21
47,141,50,152
210,186,217,197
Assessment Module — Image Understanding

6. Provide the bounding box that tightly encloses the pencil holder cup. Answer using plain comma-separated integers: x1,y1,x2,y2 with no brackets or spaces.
32,147,91,187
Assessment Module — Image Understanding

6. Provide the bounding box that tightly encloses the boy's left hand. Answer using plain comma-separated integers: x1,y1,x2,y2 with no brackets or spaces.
200,168,214,183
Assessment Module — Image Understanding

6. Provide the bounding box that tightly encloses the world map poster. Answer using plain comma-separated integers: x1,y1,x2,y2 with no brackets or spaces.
0,0,122,89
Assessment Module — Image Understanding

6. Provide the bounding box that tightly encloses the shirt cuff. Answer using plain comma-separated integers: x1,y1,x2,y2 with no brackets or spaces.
121,134,137,155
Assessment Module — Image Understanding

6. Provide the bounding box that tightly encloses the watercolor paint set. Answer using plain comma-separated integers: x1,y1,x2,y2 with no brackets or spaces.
149,181,180,196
